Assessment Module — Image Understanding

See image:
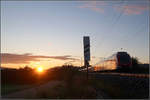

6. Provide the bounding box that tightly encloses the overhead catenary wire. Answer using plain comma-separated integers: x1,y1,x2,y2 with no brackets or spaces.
109,0,126,32
121,23,147,44
93,0,126,66
96,0,126,60
92,1,149,66
97,0,126,47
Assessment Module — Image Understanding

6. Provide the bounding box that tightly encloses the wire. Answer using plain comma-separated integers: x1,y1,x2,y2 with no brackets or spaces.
121,23,147,43
97,0,126,47
93,0,148,65
109,0,126,32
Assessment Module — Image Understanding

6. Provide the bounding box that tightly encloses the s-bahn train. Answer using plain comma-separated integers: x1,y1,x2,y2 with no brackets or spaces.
83,52,132,72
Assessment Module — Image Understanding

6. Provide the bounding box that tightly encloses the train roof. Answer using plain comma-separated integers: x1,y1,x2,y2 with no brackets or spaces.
117,51,127,54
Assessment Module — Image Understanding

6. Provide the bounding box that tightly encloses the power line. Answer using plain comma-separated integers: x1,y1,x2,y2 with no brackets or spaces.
94,0,148,65
121,23,147,43
109,0,126,33
94,1,125,65
97,0,125,47
98,0,148,53
96,0,126,60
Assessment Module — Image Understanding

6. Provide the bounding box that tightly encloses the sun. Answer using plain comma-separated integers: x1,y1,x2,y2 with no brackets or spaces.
37,67,43,73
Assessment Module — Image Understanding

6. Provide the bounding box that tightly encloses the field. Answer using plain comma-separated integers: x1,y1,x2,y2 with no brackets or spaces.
2,79,98,99
90,73,149,99
1,84,34,96
1,65,149,99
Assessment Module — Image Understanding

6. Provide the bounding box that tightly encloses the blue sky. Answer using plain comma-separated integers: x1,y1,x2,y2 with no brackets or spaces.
1,1,149,68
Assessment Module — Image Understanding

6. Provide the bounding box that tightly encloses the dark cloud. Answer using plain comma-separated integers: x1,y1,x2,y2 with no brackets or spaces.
1,53,79,64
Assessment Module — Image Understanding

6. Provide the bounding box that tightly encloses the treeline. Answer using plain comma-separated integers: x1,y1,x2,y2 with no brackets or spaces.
131,57,149,73
1,65,83,85
1,57,149,85
1,67,38,85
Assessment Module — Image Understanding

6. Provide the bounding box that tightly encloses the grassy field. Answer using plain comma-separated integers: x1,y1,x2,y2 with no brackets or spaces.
89,74,149,99
2,80,98,99
1,65,149,99
1,84,34,95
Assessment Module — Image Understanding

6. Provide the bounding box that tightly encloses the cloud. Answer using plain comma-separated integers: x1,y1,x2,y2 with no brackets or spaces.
1,53,79,64
79,1,149,15
78,1,107,13
114,4,149,15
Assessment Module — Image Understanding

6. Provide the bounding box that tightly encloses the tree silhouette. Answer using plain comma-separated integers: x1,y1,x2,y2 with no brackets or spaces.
131,57,140,69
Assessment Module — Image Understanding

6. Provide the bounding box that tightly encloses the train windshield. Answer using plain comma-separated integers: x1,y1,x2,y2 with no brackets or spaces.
118,53,131,64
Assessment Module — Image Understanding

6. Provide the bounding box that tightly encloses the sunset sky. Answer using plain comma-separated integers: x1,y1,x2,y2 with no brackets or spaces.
1,1,149,69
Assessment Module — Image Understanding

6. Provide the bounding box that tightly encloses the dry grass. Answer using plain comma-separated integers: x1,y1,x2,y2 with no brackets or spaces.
36,77,97,99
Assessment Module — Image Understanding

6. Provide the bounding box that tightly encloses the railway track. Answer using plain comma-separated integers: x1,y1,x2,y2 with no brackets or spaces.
90,72,149,78
89,72,149,99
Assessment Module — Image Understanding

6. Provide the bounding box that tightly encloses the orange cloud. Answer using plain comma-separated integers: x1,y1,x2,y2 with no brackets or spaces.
79,1,149,15
114,4,149,15
1,53,79,64
78,1,107,13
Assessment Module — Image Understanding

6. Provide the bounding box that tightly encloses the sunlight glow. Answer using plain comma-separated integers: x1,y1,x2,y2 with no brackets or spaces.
37,67,43,73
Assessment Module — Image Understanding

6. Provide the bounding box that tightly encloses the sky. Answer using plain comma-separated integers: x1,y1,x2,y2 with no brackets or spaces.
1,0,149,69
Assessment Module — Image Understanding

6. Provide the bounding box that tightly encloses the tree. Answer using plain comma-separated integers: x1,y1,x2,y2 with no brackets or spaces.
23,65,33,71
131,57,140,69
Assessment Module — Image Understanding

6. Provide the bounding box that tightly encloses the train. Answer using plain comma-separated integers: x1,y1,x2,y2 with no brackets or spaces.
82,51,132,72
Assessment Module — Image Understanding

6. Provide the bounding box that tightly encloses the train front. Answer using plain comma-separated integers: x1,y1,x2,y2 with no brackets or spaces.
117,52,132,69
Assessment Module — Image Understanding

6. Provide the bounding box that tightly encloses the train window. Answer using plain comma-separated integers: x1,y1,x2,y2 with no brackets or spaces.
118,54,130,64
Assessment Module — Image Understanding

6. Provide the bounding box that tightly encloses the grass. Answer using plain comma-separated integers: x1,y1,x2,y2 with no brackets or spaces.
1,84,33,95
1,66,97,99
36,81,67,99
2,65,148,99
90,79,123,98
35,79,97,99
88,76,149,99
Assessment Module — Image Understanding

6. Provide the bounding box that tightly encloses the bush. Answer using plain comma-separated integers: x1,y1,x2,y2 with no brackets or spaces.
131,57,140,68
